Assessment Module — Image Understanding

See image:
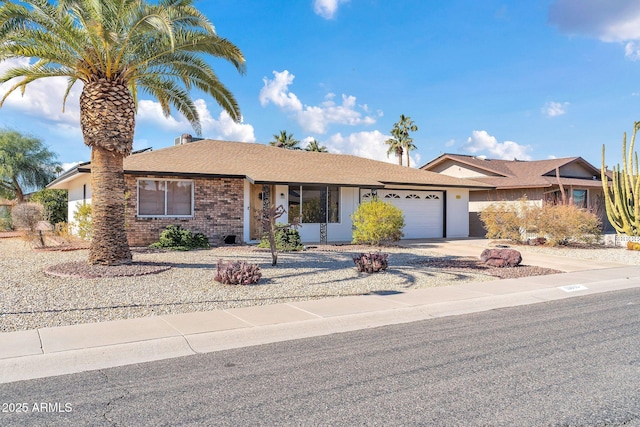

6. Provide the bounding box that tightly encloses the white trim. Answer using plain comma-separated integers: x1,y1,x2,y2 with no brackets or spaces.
136,178,195,218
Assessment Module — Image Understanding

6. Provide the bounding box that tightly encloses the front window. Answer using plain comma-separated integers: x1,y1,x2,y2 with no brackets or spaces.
138,179,193,217
545,189,588,208
288,185,340,223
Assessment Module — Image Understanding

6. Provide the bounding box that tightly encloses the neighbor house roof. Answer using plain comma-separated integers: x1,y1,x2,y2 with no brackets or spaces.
49,140,494,190
421,153,605,190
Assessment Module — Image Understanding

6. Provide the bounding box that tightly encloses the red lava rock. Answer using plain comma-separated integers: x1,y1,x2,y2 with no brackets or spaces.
480,248,522,268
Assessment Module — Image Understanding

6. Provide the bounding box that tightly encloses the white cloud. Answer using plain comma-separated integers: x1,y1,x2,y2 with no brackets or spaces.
0,57,81,126
445,139,455,147
313,0,349,19
541,101,569,117
625,41,640,60
60,161,81,172
462,130,532,160
258,70,302,111
136,99,256,142
324,130,420,166
260,70,377,134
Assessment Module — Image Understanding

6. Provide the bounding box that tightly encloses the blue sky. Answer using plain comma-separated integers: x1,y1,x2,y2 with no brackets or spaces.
2,0,640,172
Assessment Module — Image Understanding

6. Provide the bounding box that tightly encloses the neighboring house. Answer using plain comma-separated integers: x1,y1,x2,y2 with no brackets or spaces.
48,139,492,245
421,154,609,237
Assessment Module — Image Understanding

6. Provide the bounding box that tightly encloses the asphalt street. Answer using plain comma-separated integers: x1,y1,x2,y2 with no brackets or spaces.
1,288,639,426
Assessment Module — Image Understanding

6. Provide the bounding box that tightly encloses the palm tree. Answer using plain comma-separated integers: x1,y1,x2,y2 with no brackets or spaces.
305,138,328,152
385,130,404,166
0,129,60,202
0,0,245,265
269,130,300,150
388,114,418,167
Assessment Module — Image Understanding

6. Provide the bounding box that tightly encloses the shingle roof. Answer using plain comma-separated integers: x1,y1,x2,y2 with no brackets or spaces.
59,140,493,189
421,153,603,189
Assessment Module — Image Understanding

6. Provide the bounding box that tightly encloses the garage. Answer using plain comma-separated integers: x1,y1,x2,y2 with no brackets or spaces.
373,190,444,239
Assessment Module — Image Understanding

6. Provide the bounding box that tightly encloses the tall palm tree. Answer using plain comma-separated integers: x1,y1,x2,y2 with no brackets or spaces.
385,130,404,166
305,138,327,152
269,130,300,150
393,114,418,167
0,0,245,265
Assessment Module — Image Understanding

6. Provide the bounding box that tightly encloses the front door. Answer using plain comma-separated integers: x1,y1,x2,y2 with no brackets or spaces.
249,184,274,240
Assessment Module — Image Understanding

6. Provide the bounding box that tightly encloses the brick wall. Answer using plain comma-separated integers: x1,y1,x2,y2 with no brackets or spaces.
124,175,244,246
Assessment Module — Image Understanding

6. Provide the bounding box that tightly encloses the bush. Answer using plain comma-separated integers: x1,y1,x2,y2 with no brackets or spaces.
30,189,68,225
0,206,12,230
257,224,303,251
214,260,262,285
11,202,45,247
351,198,404,245
72,203,92,241
530,204,601,246
353,252,389,273
149,224,209,250
626,241,640,251
479,202,523,241
480,199,602,246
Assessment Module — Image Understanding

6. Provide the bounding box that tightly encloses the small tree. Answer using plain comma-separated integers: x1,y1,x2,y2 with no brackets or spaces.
30,189,68,225
479,202,523,242
11,202,45,247
351,197,405,245
259,205,300,266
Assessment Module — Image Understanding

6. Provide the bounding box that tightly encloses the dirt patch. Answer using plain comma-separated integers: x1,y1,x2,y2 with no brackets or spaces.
410,256,562,279
44,261,172,278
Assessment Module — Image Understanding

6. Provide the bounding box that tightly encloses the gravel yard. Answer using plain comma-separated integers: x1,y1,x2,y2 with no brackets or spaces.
0,237,636,332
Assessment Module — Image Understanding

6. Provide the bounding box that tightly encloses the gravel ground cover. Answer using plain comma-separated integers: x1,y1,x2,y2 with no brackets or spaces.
0,237,635,332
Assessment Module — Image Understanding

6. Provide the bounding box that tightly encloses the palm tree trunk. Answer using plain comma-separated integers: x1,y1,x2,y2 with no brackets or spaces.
396,147,403,166
88,146,132,265
406,151,411,168
80,78,136,265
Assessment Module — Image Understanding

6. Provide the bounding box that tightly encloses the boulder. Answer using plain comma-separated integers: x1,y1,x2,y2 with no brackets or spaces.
480,248,522,268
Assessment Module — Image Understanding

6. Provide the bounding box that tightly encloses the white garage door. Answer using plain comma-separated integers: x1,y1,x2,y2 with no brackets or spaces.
376,190,444,239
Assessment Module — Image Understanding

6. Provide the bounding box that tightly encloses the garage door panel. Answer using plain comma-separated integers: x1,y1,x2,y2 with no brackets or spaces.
379,190,443,238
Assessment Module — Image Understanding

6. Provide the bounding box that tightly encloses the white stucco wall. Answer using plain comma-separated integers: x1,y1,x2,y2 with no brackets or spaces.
445,189,469,238
66,174,91,233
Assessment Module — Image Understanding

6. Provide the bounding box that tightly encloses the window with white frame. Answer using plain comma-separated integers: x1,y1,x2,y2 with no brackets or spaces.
138,179,193,217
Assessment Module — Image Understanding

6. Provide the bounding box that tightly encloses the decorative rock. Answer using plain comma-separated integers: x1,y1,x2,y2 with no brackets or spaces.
480,248,522,268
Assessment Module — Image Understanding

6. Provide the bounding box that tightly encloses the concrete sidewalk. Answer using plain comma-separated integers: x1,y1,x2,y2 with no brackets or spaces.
2,263,639,384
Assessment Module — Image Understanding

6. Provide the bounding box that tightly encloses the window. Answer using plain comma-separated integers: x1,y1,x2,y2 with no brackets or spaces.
545,189,588,208
288,185,340,223
384,193,400,199
138,179,193,217
406,194,420,199
425,194,440,200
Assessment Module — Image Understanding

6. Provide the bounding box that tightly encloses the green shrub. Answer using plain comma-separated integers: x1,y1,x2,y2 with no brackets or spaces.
0,206,12,230
30,189,68,225
351,197,405,245
149,224,209,250
72,203,92,241
214,260,262,285
257,223,303,251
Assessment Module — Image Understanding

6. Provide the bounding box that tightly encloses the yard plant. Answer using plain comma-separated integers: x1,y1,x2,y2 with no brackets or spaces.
149,225,209,251
0,0,245,265
351,197,405,245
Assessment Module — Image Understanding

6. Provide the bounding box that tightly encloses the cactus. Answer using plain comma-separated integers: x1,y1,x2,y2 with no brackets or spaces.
602,121,640,236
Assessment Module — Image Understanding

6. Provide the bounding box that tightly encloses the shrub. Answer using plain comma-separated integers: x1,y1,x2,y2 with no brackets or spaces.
479,202,523,242
530,204,601,246
72,203,92,241
351,198,404,245
257,224,303,251
30,189,68,225
214,260,262,285
353,252,389,273
627,241,640,251
11,202,45,247
149,224,209,250
0,206,12,230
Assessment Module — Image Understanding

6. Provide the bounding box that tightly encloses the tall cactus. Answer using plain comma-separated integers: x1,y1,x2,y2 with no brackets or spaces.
601,121,640,235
